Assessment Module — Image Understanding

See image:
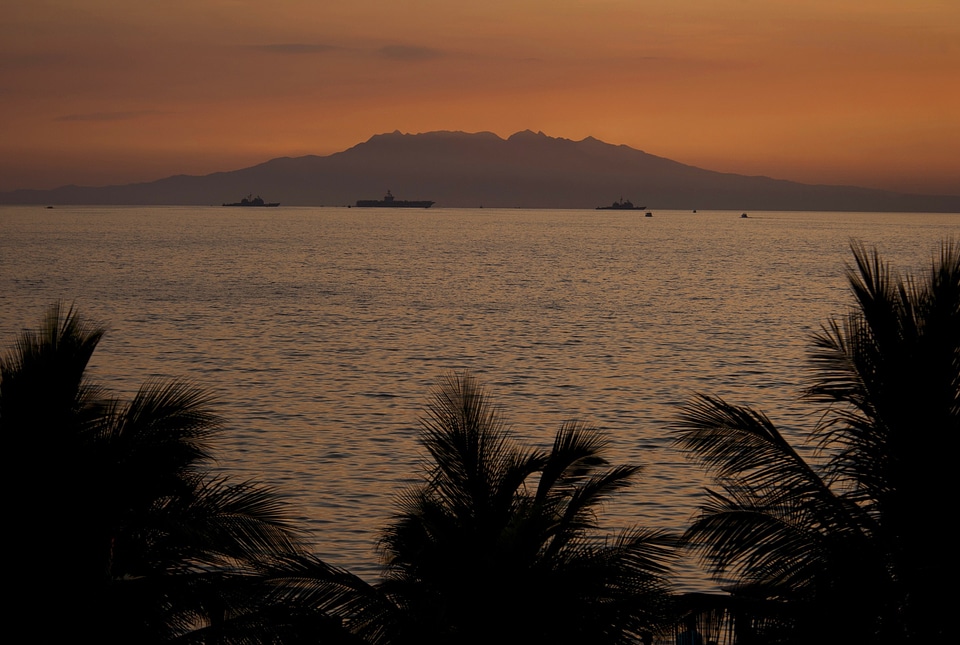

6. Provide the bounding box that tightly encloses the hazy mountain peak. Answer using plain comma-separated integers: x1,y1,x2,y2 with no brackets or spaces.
364,130,504,145
508,129,550,141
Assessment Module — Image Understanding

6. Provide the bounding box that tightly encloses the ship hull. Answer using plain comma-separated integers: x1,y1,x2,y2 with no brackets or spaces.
355,200,434,208
223,194,279,207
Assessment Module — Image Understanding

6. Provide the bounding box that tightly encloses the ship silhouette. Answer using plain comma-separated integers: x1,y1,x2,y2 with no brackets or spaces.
223,194,279,207
355,190,434,208
596,197,645,210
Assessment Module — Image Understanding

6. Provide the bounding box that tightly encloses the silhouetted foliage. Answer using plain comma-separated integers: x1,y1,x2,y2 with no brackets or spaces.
674,242,960,644
1,304,365,643
376,372,677,645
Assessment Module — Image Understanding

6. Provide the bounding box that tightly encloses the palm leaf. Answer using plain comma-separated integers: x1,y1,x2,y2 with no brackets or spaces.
677,241,959,642
675,394,826,496
380,371,677,644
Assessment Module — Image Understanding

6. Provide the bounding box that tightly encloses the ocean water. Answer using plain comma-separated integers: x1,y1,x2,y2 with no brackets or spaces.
1,206,956,591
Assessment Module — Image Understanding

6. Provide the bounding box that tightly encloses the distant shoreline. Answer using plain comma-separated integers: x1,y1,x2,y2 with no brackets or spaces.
2,131,958,212
4,204,958,214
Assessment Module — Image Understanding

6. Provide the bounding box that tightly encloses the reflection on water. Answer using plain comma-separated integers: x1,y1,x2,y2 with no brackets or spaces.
1,206,955,591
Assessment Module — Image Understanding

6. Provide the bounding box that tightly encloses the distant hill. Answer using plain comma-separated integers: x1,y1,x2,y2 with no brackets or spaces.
3,130,958,211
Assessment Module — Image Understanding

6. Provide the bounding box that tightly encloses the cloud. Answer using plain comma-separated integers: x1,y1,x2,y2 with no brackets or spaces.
250,43,338,54
378,45,443,61
56,110,162,122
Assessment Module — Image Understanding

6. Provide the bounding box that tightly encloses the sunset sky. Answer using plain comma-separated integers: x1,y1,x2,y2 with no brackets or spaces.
3,1,958,195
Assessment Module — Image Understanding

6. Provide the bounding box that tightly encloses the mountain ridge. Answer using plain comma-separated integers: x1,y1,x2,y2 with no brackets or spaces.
2,130,958,212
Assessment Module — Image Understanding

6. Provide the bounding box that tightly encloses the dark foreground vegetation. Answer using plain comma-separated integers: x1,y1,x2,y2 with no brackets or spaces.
2,241,956,644
674,241,959,644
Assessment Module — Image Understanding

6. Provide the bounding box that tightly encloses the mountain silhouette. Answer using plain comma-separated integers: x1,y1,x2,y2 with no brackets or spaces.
3,130,958,211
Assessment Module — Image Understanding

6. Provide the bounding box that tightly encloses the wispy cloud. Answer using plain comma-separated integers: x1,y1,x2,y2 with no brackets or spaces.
378,45,443,61
56,110,162,122
251,43,338,54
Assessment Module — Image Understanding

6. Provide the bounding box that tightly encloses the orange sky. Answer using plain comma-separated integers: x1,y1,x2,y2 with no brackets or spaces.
2,0,958,195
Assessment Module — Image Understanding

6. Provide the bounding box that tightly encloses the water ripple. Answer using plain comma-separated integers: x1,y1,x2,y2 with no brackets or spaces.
1,206,955,591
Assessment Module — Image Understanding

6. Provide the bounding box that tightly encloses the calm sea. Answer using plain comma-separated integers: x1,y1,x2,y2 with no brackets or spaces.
1,206,956,591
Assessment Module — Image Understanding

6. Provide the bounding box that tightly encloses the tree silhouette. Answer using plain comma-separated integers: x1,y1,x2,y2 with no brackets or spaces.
1,304,364,643
377,372,676,645
674,242,959,644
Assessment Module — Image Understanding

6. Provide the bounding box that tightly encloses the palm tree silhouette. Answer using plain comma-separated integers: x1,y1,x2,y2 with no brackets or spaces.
1,304,364,643
377,372,676,645
674,241,959,644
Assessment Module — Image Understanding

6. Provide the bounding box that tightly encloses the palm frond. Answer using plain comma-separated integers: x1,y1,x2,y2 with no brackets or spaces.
155,476,307,566
418,372,514,514
0,301,108,432
106,379,223,481
675,394,826,496
380,371,676,644
685,487,830,592
679,241,959,643
4,304,371,643
536,420,609,501
844,241,904,343
3,301,104,374
545,464,641,558
249,553,395,644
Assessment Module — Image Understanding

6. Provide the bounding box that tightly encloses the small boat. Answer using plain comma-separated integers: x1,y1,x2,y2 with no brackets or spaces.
645,212,653,217
356,190,434,208
741,213,749,218
597,197,645,210
223,194,279,207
